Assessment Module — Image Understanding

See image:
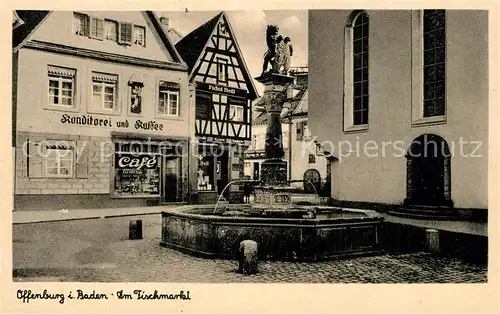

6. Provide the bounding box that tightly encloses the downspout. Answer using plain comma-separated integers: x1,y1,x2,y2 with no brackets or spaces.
288,118,292,180
187,82,196,203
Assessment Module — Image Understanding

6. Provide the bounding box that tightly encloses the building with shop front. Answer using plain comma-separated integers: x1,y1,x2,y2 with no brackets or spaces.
13,10,195,211
175,11,258,203
308,10,488,219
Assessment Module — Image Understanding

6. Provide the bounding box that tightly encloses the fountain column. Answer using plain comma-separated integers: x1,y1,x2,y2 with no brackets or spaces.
253,73,295,208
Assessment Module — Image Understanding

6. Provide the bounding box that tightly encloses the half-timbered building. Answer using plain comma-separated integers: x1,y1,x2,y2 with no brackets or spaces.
175,11,258,203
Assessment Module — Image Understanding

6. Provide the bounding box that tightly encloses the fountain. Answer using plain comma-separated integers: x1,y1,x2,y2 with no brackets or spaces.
160,25,384,261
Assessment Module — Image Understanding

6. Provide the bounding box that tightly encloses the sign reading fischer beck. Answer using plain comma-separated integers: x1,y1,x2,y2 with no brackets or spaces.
197,83,247,98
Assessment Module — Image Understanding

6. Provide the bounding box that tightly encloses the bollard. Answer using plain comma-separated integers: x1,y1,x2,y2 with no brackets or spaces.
426,229,440,254
238,240,259,275
129,220,143,240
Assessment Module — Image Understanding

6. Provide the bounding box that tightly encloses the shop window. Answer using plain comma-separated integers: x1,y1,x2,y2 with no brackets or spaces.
113,142,161,197
47,65,76,109
158,81,180,117
197,147,215,191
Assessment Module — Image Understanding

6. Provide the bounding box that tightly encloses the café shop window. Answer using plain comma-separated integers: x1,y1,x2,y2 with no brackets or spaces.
113,142,161,197
197,146,215,191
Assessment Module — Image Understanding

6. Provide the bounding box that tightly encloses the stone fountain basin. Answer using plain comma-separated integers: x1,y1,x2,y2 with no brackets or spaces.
160,205,385,262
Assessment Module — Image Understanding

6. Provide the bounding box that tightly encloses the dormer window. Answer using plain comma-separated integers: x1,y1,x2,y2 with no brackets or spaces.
73,13,89,37
72,12,146,47
134,26,146,46
104,20,118,41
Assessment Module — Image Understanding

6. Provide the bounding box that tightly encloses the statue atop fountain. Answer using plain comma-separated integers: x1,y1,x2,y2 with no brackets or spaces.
261,25,294,76
253,25,296,210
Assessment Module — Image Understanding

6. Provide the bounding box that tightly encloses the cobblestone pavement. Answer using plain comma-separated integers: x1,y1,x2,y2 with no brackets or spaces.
13,215,487,283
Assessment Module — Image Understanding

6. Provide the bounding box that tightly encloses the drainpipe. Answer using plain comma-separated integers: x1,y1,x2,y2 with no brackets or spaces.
287,117,292,180
187,82,196,203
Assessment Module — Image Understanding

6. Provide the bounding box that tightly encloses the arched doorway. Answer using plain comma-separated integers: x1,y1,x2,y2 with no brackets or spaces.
404,134,453,207
303,169,321,194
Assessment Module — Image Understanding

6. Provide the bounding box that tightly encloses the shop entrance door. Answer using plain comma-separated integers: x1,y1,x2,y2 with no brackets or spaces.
217,148,229,199
163,157,180,202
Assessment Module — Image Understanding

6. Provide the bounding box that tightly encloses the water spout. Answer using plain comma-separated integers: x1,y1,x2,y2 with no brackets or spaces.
287,179,322,205
213,179,261,214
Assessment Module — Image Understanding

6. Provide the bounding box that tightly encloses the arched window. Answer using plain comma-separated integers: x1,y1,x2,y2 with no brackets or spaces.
344,10,369,132
423,10,446,117
411,10,447,126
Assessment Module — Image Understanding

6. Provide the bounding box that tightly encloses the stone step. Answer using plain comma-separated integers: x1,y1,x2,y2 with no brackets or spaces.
387,210,462,221
397,206,456,215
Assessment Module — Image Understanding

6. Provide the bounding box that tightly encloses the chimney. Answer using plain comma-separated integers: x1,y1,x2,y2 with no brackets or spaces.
159,17,170,29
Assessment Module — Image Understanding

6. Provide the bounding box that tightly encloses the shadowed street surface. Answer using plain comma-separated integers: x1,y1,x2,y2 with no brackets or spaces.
13,215,487,283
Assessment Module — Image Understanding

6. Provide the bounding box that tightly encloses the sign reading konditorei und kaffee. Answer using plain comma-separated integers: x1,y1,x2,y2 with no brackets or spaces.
60,114,165,131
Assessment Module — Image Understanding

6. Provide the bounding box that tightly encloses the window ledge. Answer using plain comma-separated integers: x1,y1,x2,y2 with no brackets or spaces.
43,105,80,113
344,124,369,134
412,115,446,127
155,114,183,121
86,108,121,116
110,194,161,199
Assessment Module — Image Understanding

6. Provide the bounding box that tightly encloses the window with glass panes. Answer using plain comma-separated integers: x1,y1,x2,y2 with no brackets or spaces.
229,105,244,122
104,20,117,41
47,66,76,107
352,12,369,126
158,81,180,116
92,72,118,110
73,13,88,36
45,144,74,177
134,26,146,46
423,10,446,117
217,58,228,84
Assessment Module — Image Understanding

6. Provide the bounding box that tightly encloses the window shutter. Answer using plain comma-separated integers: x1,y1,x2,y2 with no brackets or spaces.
90,17,104,40
27,139,44,178
76,140,89,178
82,15,90,37
119,22,132,45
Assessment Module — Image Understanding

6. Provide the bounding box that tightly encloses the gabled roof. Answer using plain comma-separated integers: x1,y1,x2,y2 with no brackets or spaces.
175,11,259,100
12,10,186,68
13,10,50,51
289,88,308,116
175,12,223,72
